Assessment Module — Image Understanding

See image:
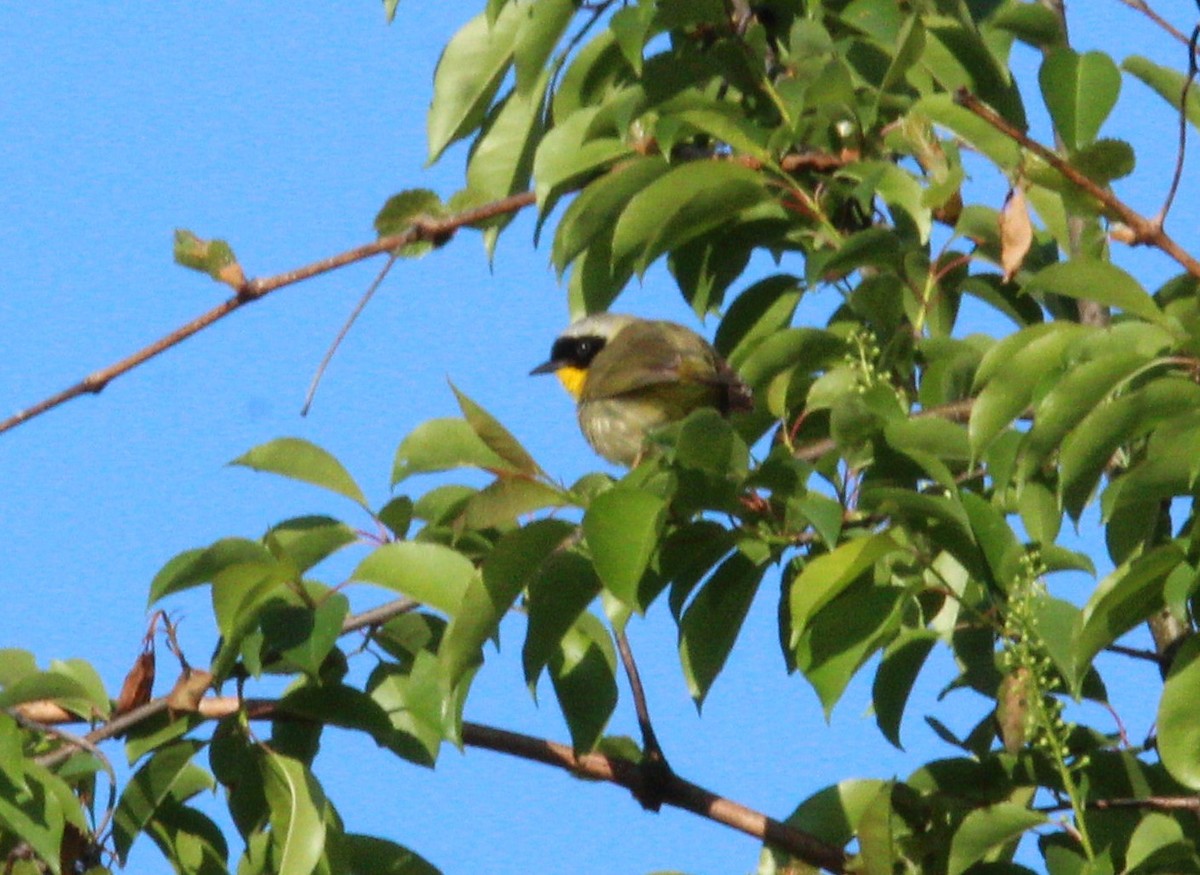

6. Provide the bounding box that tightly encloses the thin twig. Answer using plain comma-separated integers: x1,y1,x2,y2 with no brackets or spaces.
1104,642,1167,664
1039,794,1200,813
953,89,1200,280
613,628,673,810
0,191,537,436
1115,0,1191,44
340,596,418,634
301,253,399,416
1159,24,1200,228
615,629,664,759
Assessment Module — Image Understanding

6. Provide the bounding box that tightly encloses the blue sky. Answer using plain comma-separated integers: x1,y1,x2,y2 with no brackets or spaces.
1,3,1196,873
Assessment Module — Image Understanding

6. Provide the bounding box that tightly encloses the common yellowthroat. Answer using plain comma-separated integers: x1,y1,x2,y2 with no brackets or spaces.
531,313,753,466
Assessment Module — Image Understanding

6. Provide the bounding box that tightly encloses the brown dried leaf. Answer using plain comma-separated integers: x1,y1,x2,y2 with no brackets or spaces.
996,666,1032,754
114,650,156,716
166,668,213,714
999,186,1033,283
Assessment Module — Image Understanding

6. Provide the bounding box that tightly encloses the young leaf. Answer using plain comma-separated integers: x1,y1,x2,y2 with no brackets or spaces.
947,802,1046,875
231,438,368,509
428,6,523,162
789,533,900,641
872,632,937,749
260,752,327,875
440,519,575,686
1075,544,1181,676
679,551,765,706
1038,49,1120,151
550,612,617,752
524,550,603,688
149,538,273,605
351,541,477,616
582,488,667,608
113,740,209,860
173,229,245,287
392,418,513,484
610,161,773,275
1024,260,1165,325
452,383,541,476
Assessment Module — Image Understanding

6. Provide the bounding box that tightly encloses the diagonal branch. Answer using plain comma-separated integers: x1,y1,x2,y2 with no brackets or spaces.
0,191,536,437
952,88,1200,280
19,694,848,874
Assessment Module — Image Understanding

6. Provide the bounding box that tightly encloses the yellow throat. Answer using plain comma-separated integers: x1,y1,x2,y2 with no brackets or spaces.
555,365,588,400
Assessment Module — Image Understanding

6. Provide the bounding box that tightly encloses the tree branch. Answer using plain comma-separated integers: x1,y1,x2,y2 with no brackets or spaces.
18,694,849,874
0,191,536,437
952,88,1200,280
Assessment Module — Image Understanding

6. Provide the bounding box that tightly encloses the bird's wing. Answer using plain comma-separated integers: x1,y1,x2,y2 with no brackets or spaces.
582,320,750,412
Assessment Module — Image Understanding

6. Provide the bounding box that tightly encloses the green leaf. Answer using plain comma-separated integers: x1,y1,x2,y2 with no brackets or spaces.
551,156,671,272
342,834,442,875
427,5,523,162
260,591,349,678
679,551,765,706
1038,49,1121,151
1061,377,1200,518
773,779,889,851
947,802,1046,875
913,93,1021,169
670,106,772,164
512,0,575,93
713,274,802,366
1123,55,1200,132
173,229,244,287
0,670,94,714
969,324,1088,456
789,533,900,641
550,612,617,751
260,752,327,875
533,107,630,215
461,477,569,530
582,488,668,608
113,740,209,861
1071,137,1135,184
142,798,229,875
451,384,541,476
440,519,575,686
149,538,272,605
351,542,477,616
1031,594,1083,693
375,189,445,257
231,438,367,508
1124,812,1191,873
209,561,291,678
392,418,512,484
523,550,603,688
1019,348,1157,477
872,633,936,748
1025,260,1164,324
610,161,772,275
0,765,68,875
465,79,546,253
366,656,446,766
1160,636,1200,789
794,585,904,717
1075,544,1181,676
265,516,357,573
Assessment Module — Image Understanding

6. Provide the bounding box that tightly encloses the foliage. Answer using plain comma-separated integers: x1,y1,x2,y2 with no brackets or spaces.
7,1,1200,873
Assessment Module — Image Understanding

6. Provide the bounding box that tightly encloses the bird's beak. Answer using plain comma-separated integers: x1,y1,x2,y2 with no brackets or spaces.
529,360,562,376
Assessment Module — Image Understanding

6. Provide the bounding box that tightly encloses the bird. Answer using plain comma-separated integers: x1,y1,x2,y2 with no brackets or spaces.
530,313,753,466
